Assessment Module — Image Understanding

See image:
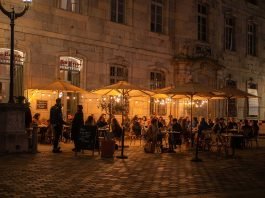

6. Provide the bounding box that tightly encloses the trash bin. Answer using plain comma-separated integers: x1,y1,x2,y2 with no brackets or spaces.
101,140,115,158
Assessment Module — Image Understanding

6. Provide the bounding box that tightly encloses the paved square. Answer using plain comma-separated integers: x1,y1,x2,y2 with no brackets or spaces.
0,140,265,197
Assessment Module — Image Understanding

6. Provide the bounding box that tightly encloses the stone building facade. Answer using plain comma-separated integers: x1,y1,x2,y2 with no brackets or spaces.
0,0,264,120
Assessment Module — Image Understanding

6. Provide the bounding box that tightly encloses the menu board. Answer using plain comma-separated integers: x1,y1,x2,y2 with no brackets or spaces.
36,100,48,110
79,127,95,150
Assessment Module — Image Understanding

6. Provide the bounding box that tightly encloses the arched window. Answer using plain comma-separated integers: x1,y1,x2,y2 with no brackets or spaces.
150,70,166,115
0,48,24,103
59,56,83,116
226,78,237,117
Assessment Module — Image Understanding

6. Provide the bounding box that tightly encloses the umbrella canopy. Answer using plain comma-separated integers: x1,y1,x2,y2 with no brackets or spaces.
91,81,154,97
211,86,258,120
38,80,88,93
154,82,222,99
153,81,223,161
91,81,154,159
213,87,258,99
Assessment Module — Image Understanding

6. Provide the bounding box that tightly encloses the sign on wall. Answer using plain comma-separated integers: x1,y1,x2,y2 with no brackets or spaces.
0,48,24,66
59,56,82,72
36,100,48,110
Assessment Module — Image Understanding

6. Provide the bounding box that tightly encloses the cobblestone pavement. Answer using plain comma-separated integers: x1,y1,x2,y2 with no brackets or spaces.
0,139,265,198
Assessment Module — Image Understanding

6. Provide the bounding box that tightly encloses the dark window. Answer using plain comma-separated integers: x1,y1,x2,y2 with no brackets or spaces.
247,23,257,56
150,71,165,90
59,0,80,13
226,79,237,117
198,3,208,41
247,0,257,5
225,17,236,51
111,0,125,23
110,65,128,84
151,0,163,33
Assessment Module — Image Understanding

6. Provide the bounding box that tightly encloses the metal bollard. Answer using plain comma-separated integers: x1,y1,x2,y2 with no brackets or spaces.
31,124,38,153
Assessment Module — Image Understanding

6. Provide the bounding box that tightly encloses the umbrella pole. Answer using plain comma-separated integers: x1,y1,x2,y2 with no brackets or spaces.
116,89,128,159
192,94,202,162
170,97,172,117
207,99,209,121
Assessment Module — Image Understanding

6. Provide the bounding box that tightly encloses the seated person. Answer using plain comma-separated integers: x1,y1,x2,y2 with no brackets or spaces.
84,115,98,146
242,120,253,138
96,114,108,128
32,113,41,126
227,117,238,130
111,118,122,140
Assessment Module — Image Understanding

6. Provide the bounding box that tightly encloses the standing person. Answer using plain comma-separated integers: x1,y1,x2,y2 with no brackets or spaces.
50,98,66,153
169,118,182,152
144,118,160,153
25,100,32,129
71,105,84,152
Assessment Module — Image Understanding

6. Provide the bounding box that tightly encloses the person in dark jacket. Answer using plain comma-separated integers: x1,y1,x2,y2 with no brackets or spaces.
50,98,66,153
25,100,32,129
169,118,182,151
96,114,108,128
71,105,84,152
111,117,122,139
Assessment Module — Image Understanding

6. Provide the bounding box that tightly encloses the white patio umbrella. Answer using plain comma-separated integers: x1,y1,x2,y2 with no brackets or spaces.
153,81,223,162
91,81,154,159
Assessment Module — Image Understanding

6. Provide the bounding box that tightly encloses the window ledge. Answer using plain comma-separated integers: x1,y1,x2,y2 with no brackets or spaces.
148,31,169,40
224,50,237,55
246,2,259,9
53,8,87,20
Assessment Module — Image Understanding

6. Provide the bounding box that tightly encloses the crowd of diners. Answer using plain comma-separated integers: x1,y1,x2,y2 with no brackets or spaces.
80,113,260,152
31,109,260,153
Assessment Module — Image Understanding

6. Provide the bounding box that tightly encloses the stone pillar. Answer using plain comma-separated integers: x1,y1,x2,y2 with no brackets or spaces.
0,104,28,153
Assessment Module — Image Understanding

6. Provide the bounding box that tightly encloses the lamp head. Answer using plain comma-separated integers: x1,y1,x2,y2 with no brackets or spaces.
22,0,32,6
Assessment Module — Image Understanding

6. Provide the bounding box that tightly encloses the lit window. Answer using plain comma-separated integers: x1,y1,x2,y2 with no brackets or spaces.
198,3,208,41
150,71,166,116
247,23,257,56
59,0,80,13
111,0,125,23
151,0,163,33
110,65,128,84
225,17,236,51
59,56,82,116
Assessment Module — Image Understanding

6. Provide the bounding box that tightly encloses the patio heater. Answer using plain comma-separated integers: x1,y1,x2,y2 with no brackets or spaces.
0,0,32,103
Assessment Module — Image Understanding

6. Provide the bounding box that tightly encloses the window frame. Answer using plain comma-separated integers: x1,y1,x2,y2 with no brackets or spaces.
109,65,128,84
149,70,166,116
111,0,125,24
247,22,257,56
151,0,163,33
224,16,236,51
197,3,208,42
58,0,80,13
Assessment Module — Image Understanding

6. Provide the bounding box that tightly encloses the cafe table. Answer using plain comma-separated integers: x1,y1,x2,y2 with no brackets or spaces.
222,133,244,157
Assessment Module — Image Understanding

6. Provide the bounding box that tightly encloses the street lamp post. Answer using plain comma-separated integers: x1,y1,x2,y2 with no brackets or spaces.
0,0,32,103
